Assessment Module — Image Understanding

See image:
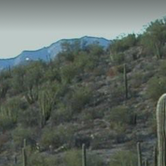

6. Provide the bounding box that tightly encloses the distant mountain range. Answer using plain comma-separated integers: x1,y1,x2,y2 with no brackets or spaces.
0,36,111,70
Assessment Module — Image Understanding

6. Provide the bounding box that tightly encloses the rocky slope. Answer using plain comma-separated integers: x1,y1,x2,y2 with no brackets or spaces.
0,43,161,166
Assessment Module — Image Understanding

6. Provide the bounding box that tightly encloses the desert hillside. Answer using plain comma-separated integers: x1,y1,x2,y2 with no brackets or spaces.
0,18,166,166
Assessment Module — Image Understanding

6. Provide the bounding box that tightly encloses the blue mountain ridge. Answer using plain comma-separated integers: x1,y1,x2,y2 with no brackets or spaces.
0,36,111,70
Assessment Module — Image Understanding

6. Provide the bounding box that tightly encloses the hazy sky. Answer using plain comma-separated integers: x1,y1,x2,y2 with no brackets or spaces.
0,0,166,58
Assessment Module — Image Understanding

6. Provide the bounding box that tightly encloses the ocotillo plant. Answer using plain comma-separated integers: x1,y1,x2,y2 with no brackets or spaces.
25,86,39,104
82,144,87,166
123,63,128,100
137,142,142,166
156,94,166,166
38,90,55,128
0,105,18,124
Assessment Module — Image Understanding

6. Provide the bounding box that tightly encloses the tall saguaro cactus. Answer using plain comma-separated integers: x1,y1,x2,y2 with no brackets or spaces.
144,158,148,166
22,148,27,166
153,145,157,166
22,139,27,166
156,94,166,166
123,63,128,100
82,144,87,166
137,142,142,166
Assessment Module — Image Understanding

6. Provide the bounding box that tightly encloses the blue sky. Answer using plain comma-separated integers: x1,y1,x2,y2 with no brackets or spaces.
0,0,166,58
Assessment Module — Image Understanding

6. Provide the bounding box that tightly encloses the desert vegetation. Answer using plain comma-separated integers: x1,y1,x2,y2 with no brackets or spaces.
0,17,166,165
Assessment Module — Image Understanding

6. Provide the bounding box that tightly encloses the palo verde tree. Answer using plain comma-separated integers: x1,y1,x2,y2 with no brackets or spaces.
141,18,166,59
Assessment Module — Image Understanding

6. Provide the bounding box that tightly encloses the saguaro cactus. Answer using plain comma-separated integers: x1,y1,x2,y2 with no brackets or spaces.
82,144,87,166
137,142,142,166
22,139,27,166
14,153,17,165
153,145,157,166
123,63,128,100
23,139,27,148
156,94,166,166
144,158,148,166
22,148,27,166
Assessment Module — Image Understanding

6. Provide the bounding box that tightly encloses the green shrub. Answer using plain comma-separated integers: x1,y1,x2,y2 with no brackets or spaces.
159,61,166,76
140,18,166,58
64,149,104,166
40,124,75,149
11,65,26,94
0,133,10,150
81,108,105,121
75,51,98,72
0,116,14,132
110,53,125,65
53,86,92,123
110,34,137,53
60,63,79,84
44,65,61,82
0,97,27,131
110,83,126,104
110,150,137,166
106,106,133,131
86,43,104,56
74,44,103,72
28,153,58,166
0,79,10,99
52,103,73,123
69,86,92,113
64,149,82,166
18,106,41,127
12,126,37,148
131,72,147,88
147,76,166,101
54,82,70,100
